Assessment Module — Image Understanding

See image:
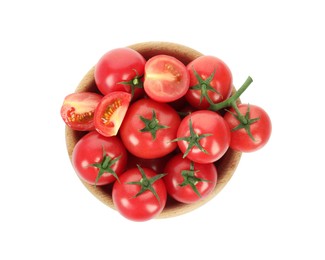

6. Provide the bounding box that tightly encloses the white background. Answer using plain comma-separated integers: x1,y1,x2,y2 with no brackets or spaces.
1,0,324,259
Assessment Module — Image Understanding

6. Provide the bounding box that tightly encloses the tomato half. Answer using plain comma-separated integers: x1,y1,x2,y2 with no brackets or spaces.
223,104,272,152
60,92,103,131
164,154,217,203
94,48,146,100
186,55,232,109
94,91,131,137
119,98,181,159
175,110,230,164
112,166,167,221
144,55,190,103
72,131,128,186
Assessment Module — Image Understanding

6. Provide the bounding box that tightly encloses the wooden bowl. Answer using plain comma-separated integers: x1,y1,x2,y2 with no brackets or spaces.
65,41,242,218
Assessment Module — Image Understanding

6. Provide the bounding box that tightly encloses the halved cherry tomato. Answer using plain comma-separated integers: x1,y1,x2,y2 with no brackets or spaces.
144,55,190,103
60,92,103,131
94,91,131,137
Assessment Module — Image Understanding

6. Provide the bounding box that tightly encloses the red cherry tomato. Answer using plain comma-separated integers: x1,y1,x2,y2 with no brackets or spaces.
223,104,272,152
144,55,190,103
112,166,167,221
164,154,217,203
60,92,103,131
186,55,232,109
94,48,146,100
119,98,181,159
94,91,131,137
72,131,128,186
176,110,230,164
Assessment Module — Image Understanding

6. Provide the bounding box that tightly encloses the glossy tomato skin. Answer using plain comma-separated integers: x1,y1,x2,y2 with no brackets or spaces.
224,104,272,152
164,154,217,203
60,92,103,131
119,98,181,159
94,48,146,100
112,167,167,221
72,131,127,186
94,91,131,137
144,55,190,103
186,56,232,109
177,110,230,164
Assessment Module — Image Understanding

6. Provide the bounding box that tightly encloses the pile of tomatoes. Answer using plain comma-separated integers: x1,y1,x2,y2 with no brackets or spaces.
61,47,272,221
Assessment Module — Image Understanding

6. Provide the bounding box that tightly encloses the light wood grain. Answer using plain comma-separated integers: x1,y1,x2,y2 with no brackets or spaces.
65,41,242,218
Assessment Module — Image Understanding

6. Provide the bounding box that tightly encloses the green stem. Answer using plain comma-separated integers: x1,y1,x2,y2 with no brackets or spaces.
230,101,247,124
209,76,253,111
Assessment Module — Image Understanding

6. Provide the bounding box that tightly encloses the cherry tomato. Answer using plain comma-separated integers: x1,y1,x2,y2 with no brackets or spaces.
144,55,190,103
186,55,232,109
223,104,272,152
60,92,103,131
94,48,146,100
112,166,167,221
164,154,217,203
119,98,181,159
94,91,131,137
72,131,128,186
175,110,230,164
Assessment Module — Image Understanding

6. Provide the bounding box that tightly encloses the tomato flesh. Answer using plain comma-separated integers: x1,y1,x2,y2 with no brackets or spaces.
144,55,189,103
60,92,103,131
94,91,131,137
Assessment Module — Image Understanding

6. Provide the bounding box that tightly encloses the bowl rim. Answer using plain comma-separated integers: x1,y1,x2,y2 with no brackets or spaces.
65,41,242,219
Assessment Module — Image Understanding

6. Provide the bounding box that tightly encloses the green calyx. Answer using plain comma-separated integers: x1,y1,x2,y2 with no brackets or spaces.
118,68,143,99
191,66,221,105
172,117,212,158
139,110,169,140
127,165,166,204
180,161,210,198
227,103,260,141
89,146,121,186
